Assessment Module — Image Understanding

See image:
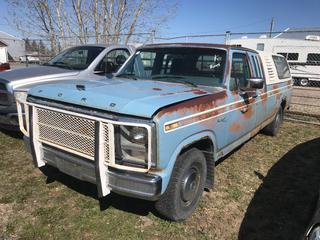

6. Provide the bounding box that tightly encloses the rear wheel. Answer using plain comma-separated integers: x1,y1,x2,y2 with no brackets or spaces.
155,148,207,221
263,107,284,136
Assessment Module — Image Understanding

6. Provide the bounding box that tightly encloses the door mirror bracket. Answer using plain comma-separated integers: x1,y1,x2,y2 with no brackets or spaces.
249,78,264,89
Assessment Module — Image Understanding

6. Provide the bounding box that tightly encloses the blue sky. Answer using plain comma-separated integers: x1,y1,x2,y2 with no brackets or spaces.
164,0,320,34
0,0,319,39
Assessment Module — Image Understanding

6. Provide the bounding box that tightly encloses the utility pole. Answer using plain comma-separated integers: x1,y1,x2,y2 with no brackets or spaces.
269,17,275,38
225,31,231,45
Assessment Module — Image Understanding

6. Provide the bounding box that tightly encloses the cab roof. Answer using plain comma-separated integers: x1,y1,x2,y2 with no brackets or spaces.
139,42,258,53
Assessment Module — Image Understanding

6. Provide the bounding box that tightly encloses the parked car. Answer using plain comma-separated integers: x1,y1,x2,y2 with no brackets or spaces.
0,62,10,71
0,44,135,130
19,55,40,64
16,43,292,220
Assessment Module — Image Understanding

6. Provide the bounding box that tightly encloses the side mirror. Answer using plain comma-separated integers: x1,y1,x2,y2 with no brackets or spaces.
249,78,264,89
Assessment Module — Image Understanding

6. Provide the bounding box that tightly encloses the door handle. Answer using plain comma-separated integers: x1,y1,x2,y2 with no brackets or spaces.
241,106,249,113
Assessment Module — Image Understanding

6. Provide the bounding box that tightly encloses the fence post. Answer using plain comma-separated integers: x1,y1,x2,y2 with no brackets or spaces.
225,31,231,45
25,54,28,68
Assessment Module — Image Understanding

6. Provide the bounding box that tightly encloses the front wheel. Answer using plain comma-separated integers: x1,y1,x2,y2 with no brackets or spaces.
155,148,207,221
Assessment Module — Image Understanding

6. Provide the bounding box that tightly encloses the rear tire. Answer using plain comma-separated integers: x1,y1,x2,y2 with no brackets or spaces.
155,148,207,221
263,107,284,136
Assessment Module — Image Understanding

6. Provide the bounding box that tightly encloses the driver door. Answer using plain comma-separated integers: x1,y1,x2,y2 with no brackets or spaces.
227,51,257,143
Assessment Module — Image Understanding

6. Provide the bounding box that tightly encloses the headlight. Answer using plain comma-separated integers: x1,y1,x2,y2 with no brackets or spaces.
117,125,149,166
309,225,320,240
120,126,147,144
14,91,28,103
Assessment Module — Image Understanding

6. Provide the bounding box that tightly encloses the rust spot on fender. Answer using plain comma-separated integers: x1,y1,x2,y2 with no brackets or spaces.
152,87,162,91
157,90,227,119
160,92,175,96
261,92,267,106
184,89,208,95
191,90,208,95
229,122,243,132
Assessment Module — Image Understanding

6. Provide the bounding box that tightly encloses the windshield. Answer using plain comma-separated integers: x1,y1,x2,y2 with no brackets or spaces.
118,47,226,87
45,46,105,70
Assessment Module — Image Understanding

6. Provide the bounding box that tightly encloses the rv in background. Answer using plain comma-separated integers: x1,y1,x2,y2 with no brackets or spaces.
230,27,320,87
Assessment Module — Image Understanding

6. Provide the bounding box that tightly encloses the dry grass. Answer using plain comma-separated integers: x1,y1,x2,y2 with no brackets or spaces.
0,121,319,240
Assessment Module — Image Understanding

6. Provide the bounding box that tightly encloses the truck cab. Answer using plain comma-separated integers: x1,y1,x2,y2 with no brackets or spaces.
16,43,292,220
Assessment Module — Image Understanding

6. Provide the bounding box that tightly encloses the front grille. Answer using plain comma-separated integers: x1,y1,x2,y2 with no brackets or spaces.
102,123,114,164
28,105,148,172
35,107,96,159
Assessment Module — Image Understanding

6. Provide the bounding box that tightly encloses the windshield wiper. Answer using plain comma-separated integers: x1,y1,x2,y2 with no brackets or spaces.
116,73,138,80
47,61,74,70
151,75,198,87
173,80,198,87
151,75,185,80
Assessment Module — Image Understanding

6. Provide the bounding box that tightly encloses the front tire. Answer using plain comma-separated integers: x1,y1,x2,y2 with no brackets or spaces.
155,148,207,221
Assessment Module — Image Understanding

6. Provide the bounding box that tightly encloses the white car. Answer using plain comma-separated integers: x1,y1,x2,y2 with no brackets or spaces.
19,55,40,64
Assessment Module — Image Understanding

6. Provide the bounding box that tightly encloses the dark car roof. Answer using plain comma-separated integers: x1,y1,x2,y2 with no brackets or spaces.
139,43,258,53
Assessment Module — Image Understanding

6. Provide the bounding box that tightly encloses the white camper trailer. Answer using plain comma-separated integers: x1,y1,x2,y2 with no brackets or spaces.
230,28,320,86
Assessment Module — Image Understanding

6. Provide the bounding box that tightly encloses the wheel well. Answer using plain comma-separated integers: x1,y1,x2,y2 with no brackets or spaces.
180,138,215,190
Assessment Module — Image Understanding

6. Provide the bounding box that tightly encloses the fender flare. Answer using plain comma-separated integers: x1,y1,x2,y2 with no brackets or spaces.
158,130,218,194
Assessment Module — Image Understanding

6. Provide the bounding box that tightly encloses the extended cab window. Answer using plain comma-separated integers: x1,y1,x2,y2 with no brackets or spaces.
230,52,251,91
119,47,226,87
272,55,291,79
250,55,263,79
95,49,130,74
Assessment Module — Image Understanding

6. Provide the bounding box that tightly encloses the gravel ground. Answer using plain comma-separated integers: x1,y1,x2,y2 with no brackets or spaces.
289,87,320,122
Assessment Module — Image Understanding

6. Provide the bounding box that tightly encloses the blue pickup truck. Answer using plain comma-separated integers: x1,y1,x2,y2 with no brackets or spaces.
16,43,292,220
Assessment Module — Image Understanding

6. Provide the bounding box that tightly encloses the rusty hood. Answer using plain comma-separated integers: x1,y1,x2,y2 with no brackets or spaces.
28,78,224,118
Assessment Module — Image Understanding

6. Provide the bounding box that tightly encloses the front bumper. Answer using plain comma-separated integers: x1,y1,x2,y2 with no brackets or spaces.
24,136,162,201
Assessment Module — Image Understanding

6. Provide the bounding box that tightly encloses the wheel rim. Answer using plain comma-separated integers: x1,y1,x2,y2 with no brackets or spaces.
275,112,280,126
300,79,308,86
274,109,283,132
180,164,201,205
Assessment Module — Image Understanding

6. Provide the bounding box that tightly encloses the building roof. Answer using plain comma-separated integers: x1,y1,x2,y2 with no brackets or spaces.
274,27,320,40
0,40,7,47
0,31,23,42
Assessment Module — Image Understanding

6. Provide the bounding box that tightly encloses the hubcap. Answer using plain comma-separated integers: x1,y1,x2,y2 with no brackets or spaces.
181,166,200,204
300,79,308,86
